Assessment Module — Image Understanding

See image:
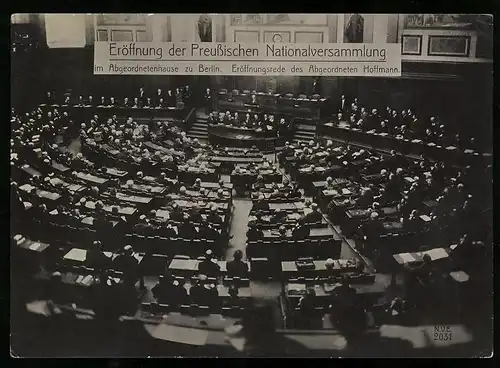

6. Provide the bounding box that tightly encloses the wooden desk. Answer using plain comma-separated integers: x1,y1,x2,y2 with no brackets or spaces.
84,201,137,216
184,284,252,298
285,281,385,301
114,192,153,205
382,221,404,231
81,217,119,227
268,202,305,211
393,247,451,266
19,184,61,201
20,164,41,177
120,183,167,195
262,227,335,239
201,182,233,190
106,167,128,178
51,162,70,173
73,172,108,185
281,259,359,275
169,258,249,275
50,178,85,193
173,199,229,211
15,236,50,253
63,247,143,263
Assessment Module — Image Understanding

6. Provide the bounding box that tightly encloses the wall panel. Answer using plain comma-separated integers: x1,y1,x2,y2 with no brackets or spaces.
234,30,260,43
295,31,323,43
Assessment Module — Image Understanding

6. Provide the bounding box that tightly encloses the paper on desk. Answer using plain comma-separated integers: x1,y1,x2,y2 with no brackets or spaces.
29,242,42,251
420,215,432,222
152,324,208,345
342,188,351,195
398,253,416,264
81,275,93,286
64,248,87,262
287,283,306,292
26,300,52,317
426,248,449,261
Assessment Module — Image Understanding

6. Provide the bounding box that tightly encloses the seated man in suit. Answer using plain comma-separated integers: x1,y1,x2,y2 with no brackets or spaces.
355,187,375,207
190,205,204,223
207,205,223,225
402,209,424,233
227,250,249,278
252,176,266,192
224,286,244,308
113,245,138,271
271,207,287,224
178,214,198,238
198,249,221,277
159,222,177,240
291,217,310,240
151,275,175,303
297,288,317,326
169,203,184,222
153,278,188,306
189,277,206,305
199,219,220,241
247,221,264,241
329,277,357,314
384,173,401,200
86,240,108,270
289,183,302,199
191,276,220,307
361,211,384,243
113,244,142,287
253,195,269,211
303,203,322,224
325,176,334,189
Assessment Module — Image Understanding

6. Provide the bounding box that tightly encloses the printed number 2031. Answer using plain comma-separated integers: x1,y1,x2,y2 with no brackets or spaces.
434,332,452,341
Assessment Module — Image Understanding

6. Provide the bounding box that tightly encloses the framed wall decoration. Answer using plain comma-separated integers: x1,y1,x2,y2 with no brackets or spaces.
428,35,471,57
110,30,134,42
404,14,473,29
96,29,109,41
401,34,422,55
96,14,147,26
135,30,149,42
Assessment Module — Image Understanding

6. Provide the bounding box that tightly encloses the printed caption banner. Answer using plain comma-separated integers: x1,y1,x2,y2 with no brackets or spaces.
94,42,402,77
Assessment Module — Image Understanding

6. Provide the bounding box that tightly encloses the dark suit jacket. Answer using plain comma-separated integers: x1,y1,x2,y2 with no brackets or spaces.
247,228,264,241
198,259,221,276
227,260,249,277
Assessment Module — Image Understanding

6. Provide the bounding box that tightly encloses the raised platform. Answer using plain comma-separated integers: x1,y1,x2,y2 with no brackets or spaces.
38,104,196,124
208,124,285,151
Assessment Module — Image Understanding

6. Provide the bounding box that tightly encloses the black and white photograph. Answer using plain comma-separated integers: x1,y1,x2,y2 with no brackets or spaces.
10,13,493,358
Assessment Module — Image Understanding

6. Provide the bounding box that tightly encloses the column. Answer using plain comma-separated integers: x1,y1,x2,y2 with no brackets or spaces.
373,14,389,43
151,14,166,42
337,14,345,43
386,14,399,43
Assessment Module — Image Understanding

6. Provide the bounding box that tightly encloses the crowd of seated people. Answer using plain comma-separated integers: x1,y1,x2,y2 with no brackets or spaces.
331,95,485,152
11,86,492,348
278,137,491,264
42,86,194,109
10,105,234,262
207,110,293,137
231,160,282,189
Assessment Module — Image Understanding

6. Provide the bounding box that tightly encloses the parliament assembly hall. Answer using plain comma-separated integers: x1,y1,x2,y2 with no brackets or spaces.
10,14,493,357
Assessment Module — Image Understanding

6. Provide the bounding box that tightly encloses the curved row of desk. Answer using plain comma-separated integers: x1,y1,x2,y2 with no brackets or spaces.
208,125,286,151
318,123,492,165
